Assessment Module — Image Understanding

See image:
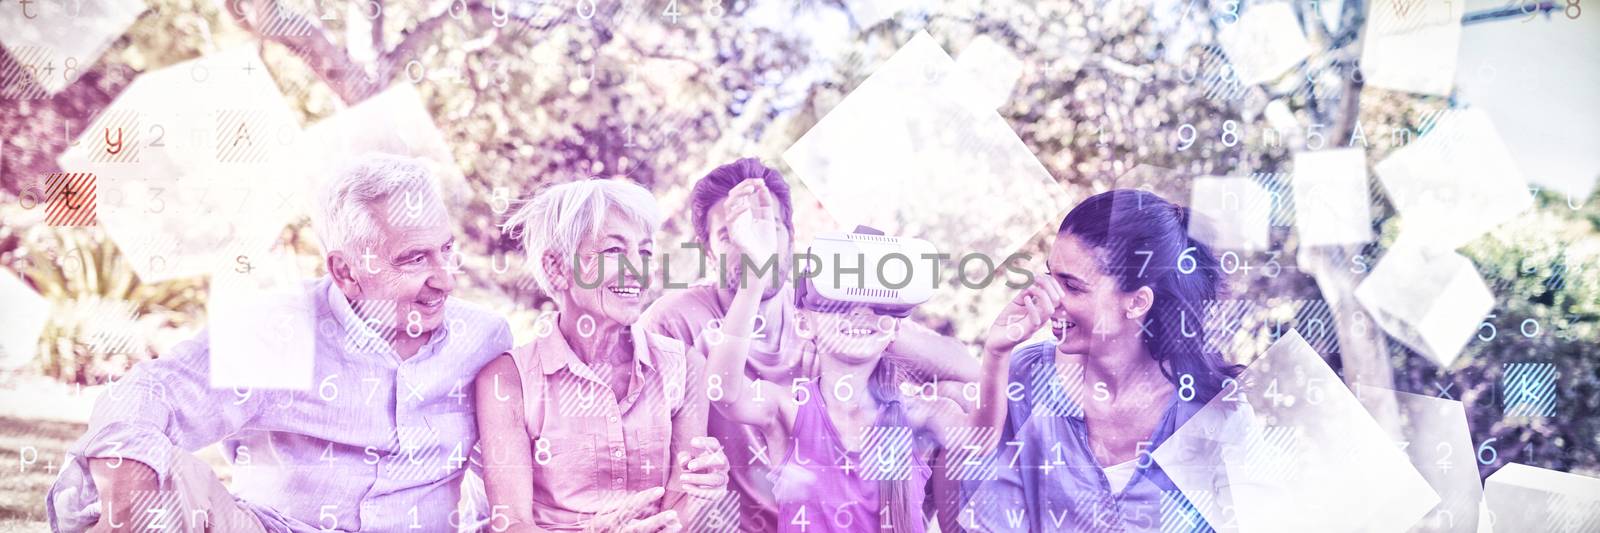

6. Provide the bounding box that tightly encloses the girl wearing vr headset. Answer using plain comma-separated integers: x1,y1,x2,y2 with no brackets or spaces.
703,184,1016,533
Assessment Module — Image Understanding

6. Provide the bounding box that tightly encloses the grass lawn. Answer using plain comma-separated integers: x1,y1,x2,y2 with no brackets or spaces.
0,416,234,532
1,416,83,531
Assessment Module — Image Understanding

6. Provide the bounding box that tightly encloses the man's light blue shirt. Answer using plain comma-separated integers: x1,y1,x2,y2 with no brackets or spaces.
48,276,512,532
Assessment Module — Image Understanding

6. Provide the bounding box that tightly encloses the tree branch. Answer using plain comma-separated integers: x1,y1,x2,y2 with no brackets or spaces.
1303,245,1403,434
624,40,710,80
0,46,135,197
229,0,378,103
377,6,454,83
5,0,593,199
1330,0,1367,144
372,0,385,54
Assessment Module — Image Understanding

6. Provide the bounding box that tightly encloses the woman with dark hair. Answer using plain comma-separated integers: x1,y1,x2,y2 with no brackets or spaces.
967,189,1243,532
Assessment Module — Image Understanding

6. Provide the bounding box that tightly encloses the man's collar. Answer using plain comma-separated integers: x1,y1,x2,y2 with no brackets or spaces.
324,277,449,355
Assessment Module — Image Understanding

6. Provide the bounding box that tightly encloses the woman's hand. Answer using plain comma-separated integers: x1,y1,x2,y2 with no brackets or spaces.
585,486,681,533
969,275,1066,446
675,436,730,499
982,275,1065,359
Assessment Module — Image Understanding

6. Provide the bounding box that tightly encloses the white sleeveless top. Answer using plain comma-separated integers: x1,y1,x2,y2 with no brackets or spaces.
1103,458,1138,493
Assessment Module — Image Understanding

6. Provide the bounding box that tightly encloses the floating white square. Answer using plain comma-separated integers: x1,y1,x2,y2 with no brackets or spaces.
1189,176,1273,251
1152,330,1439,532
1354,239,1494,367
1293,149,1374,247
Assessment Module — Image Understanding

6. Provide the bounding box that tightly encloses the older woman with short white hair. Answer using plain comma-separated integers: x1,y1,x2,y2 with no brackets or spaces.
474,178,728,533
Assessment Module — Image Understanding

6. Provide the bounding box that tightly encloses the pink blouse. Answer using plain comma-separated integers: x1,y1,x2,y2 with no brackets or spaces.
502,321,689,530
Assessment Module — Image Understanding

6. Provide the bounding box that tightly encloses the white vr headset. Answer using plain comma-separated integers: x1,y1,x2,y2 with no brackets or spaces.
796,226,938,317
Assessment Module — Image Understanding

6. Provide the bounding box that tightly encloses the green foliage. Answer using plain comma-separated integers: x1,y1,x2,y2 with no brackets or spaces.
0,206,207,384
1400,188,1600,477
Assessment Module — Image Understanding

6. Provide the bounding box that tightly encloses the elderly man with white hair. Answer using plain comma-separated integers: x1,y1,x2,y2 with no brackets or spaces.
474,178,729,533
47,153,513,532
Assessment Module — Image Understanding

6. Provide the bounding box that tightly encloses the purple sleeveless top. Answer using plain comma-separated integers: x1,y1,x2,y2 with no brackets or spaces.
770,382,931,533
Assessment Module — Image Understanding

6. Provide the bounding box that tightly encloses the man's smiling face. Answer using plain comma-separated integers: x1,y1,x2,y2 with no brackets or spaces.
334,193,458,337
